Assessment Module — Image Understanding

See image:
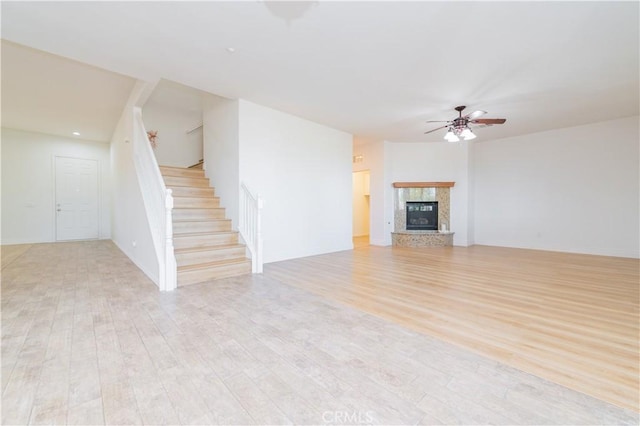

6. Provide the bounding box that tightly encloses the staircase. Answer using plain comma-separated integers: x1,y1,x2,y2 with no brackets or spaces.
160,166,251,286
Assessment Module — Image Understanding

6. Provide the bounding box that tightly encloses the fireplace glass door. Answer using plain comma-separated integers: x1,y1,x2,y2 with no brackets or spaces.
406,201,438,230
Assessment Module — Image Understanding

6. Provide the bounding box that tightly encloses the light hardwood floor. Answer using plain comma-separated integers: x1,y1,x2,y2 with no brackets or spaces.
1,241,638,424
268,243,640,412
1,244,32,269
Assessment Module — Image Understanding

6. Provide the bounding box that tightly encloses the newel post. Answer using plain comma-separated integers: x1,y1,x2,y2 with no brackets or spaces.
164,188,177,291
256,196,264,273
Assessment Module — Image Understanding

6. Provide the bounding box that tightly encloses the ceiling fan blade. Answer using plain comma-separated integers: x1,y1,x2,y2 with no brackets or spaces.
471,118,506,125
424,125,448,135
426,120,450,123
464,110,487,120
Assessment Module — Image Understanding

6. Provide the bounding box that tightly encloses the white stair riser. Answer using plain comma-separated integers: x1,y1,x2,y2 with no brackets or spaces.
173,208,225,220
173,197,220,209
173,220,231,234
176,246,247,266
170,186,215,198
160,167,205,178
178,262,252,286
164,176,210,188
174,233,238,249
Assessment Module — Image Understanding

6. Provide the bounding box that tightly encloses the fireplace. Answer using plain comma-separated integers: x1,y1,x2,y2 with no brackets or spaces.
406,201,438,230
392,182,454,247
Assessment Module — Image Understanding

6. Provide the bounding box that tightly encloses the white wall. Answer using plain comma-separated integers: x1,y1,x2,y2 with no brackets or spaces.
142,99,202,168
467,143,476,246
474,116,639,258
1,128,111,244
109,82,160,284
387,141,472,246
238,100,353,263
352,170,370,237
202,95,240,228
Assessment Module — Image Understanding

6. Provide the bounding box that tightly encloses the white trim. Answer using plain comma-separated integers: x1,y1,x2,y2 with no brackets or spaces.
132,108,177,291
239,182,263,273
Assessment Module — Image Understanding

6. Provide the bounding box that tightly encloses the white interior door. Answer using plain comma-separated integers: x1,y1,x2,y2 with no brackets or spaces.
55,157,99,241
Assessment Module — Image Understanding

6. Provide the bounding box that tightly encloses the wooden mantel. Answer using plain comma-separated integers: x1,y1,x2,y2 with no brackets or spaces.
393,182,455,188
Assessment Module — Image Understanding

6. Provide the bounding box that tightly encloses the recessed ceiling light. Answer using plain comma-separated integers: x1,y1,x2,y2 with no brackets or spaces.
72,131,80,136
226,47,236,53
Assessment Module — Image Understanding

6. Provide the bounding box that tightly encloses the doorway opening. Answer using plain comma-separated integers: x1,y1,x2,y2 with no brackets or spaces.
352,170,370,248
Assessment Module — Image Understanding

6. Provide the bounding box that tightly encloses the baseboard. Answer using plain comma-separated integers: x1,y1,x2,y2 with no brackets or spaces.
472,242,640,259
1,237,52,245
369,238,390,246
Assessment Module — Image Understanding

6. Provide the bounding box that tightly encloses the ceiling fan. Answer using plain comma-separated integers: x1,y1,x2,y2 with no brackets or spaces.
425,105,506,141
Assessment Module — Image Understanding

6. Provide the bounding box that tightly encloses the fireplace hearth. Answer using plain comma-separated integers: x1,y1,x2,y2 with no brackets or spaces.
406,201,438,231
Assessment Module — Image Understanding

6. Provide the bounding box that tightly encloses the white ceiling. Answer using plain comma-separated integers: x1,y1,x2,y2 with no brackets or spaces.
1,1,638,144
145,79,207,114
1,40,135,142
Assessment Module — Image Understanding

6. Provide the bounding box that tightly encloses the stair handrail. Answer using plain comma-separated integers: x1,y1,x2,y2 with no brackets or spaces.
239,182,264,273
132,107,177,291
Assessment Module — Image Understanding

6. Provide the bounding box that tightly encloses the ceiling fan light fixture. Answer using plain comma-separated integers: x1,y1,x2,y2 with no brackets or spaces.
444,128,459,142
460,127,476,140
425,106,506,142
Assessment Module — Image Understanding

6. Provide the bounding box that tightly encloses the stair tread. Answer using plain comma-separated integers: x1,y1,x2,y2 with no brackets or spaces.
167,185,210,190
166,183,209,188
169,190,216,198
161,172,204,176
175,243,245,253
160,165,199,170
167,185,213,188
173,207,225,210
172,220,232,233
174,230,238,237
164,178,209,181
173,218,230,223
160,170,204,177
173,195,218,199
165,181,209,185
178,258,251,272
167,183,213,186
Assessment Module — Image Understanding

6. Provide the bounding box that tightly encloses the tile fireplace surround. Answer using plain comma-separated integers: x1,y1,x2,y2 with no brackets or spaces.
392,182,455,247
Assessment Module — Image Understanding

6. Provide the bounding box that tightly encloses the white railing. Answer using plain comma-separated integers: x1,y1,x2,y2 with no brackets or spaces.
132,107,177,291
239,183,264,273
